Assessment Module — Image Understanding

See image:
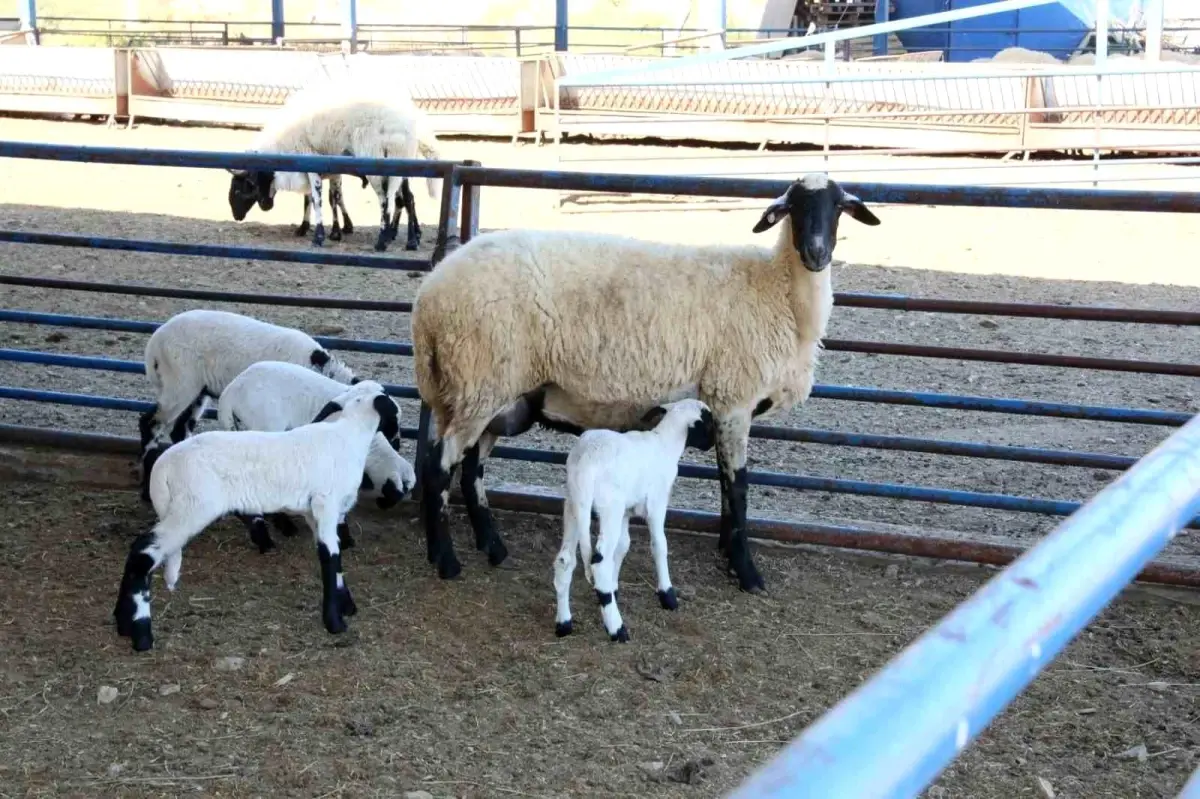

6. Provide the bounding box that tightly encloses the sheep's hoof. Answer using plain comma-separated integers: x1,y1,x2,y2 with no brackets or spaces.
555,620,573,638
405,238,419,251
373,238,388,252
731,557,766,594
311,225,325,247
657,587,679,611
339,588,357,617
485,537,509,567
294,222,310,237
343,221,354,235
322,609,347,635
130,620,154,652
609,625,629,643
329,226,343,242
436,554,462,580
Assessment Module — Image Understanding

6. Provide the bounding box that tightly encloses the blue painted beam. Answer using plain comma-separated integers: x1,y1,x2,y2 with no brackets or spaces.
727,413,1200,799
271,0,285,42
555,0,568,51
874,0,890,56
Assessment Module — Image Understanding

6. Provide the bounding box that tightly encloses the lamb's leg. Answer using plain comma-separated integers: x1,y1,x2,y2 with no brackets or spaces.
114,516,207,652
309,498,356,635
400,177,420,250
328,176,343,242
336,514,355,551
592,506,628,642
307,172,325,247
460,431,508,567
295,194,312,237
554,484,589,637
715,415,764,593
235,513,275,554
373,176,391,252
269,513,299,537
645,498,677,610
386,185,402,243
613,512,631,608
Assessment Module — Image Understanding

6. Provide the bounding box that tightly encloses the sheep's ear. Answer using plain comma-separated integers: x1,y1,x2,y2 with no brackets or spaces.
312,401,343,423
839,191,881,226
752,195,791,233
640,405,668,428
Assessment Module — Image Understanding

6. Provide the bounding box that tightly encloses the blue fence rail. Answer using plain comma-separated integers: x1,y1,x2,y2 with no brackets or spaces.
728,413,1200,799
1,140,1199,591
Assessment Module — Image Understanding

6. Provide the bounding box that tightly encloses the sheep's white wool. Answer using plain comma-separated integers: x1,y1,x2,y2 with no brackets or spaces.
553,399,709,642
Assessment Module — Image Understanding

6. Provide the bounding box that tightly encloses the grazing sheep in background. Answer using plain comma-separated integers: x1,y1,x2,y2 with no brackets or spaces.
554,398,714,642
217,360,415,553
114,380,399,652
138,309,357,500
971,46,1063,64
411,173,880,593
226,79,441,251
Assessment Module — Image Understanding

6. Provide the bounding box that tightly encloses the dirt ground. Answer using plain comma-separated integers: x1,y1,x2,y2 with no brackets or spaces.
1,116,1199,797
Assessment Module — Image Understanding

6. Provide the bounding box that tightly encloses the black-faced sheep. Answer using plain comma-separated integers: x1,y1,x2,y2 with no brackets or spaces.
410,173,880,593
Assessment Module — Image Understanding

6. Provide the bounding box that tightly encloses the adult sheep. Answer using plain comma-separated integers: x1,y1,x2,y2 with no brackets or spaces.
227,81,440,252
411,173,881,592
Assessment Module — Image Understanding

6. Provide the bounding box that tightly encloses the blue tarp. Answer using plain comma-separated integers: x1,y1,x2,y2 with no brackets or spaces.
1057,0,1142,27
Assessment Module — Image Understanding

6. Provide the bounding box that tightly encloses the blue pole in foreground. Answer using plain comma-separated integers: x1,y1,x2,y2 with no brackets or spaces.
873,0,890,56
18,0,35,30
271,0,285,42
554,0,568,51
727,414,1200,799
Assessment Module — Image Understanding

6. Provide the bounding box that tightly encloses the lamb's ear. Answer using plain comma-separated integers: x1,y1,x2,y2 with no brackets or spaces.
311,401,343,424
640,405,668,428
373,395,400,439
685,408,716,452
376,479,404,509
752,194,791,233
349,376,363,385
839,191,881,226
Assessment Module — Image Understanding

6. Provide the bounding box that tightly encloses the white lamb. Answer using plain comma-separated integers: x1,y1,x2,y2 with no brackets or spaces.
554,399,714,643
227,79,441,252
217,360,416,553
138,309,357,500
411,173,880,593
114,380,400,653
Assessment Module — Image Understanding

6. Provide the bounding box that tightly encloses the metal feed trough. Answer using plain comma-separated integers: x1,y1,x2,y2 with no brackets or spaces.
0,139,1198,796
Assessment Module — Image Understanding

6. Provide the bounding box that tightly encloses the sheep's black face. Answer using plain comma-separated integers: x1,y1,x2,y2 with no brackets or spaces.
752,174,881,272
228,170,275,221
685,407,716,452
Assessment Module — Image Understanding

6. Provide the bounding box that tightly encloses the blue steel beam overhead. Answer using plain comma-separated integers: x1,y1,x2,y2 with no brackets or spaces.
555,0,568,51
271,0,285,41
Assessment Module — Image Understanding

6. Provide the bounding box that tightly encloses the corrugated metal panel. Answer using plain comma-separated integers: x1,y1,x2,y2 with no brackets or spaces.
0,46,115,97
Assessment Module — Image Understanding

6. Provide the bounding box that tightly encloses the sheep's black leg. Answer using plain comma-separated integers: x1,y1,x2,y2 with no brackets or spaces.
328,179,343,242
715,420,764,593
373,177,391,252
337,180,354,235
308,173,325,247
460,433,508,567
236,513,275,554
295,195,311,237
400,178,421,251
114,532,160,651
269,513,299,537
420,438,462,579
337,520,356,551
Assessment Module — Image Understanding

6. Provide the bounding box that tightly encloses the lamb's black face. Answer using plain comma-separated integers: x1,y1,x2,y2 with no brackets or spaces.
752,174,881,272
228,170,275,221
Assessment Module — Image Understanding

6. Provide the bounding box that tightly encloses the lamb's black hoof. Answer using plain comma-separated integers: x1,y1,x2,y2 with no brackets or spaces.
485,537,509,567
130,620,154,652
339,589,357,617
329,226,343,242
405,239,419,251
733,558,766,594
609,625,629,643
294,222,310,237
436,554,462,580
555,620,573,638
343,221,354,235
373,235,388,252
323,610,347,635
657,587,679,610
311,224,326,247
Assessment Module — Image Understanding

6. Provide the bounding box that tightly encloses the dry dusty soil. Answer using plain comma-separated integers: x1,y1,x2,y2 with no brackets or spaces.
0,116,1199,798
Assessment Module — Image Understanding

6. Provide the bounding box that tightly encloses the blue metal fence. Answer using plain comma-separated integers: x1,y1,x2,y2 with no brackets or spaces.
1,140,1199,586
728,412,1200,799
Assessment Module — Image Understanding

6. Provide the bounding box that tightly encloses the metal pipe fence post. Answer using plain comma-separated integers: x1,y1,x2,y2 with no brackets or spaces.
873,0,890,56
1093,0,1109,188
555,0,568,51
19,0,36,31
271,0,285,43
1144,0,1163,61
